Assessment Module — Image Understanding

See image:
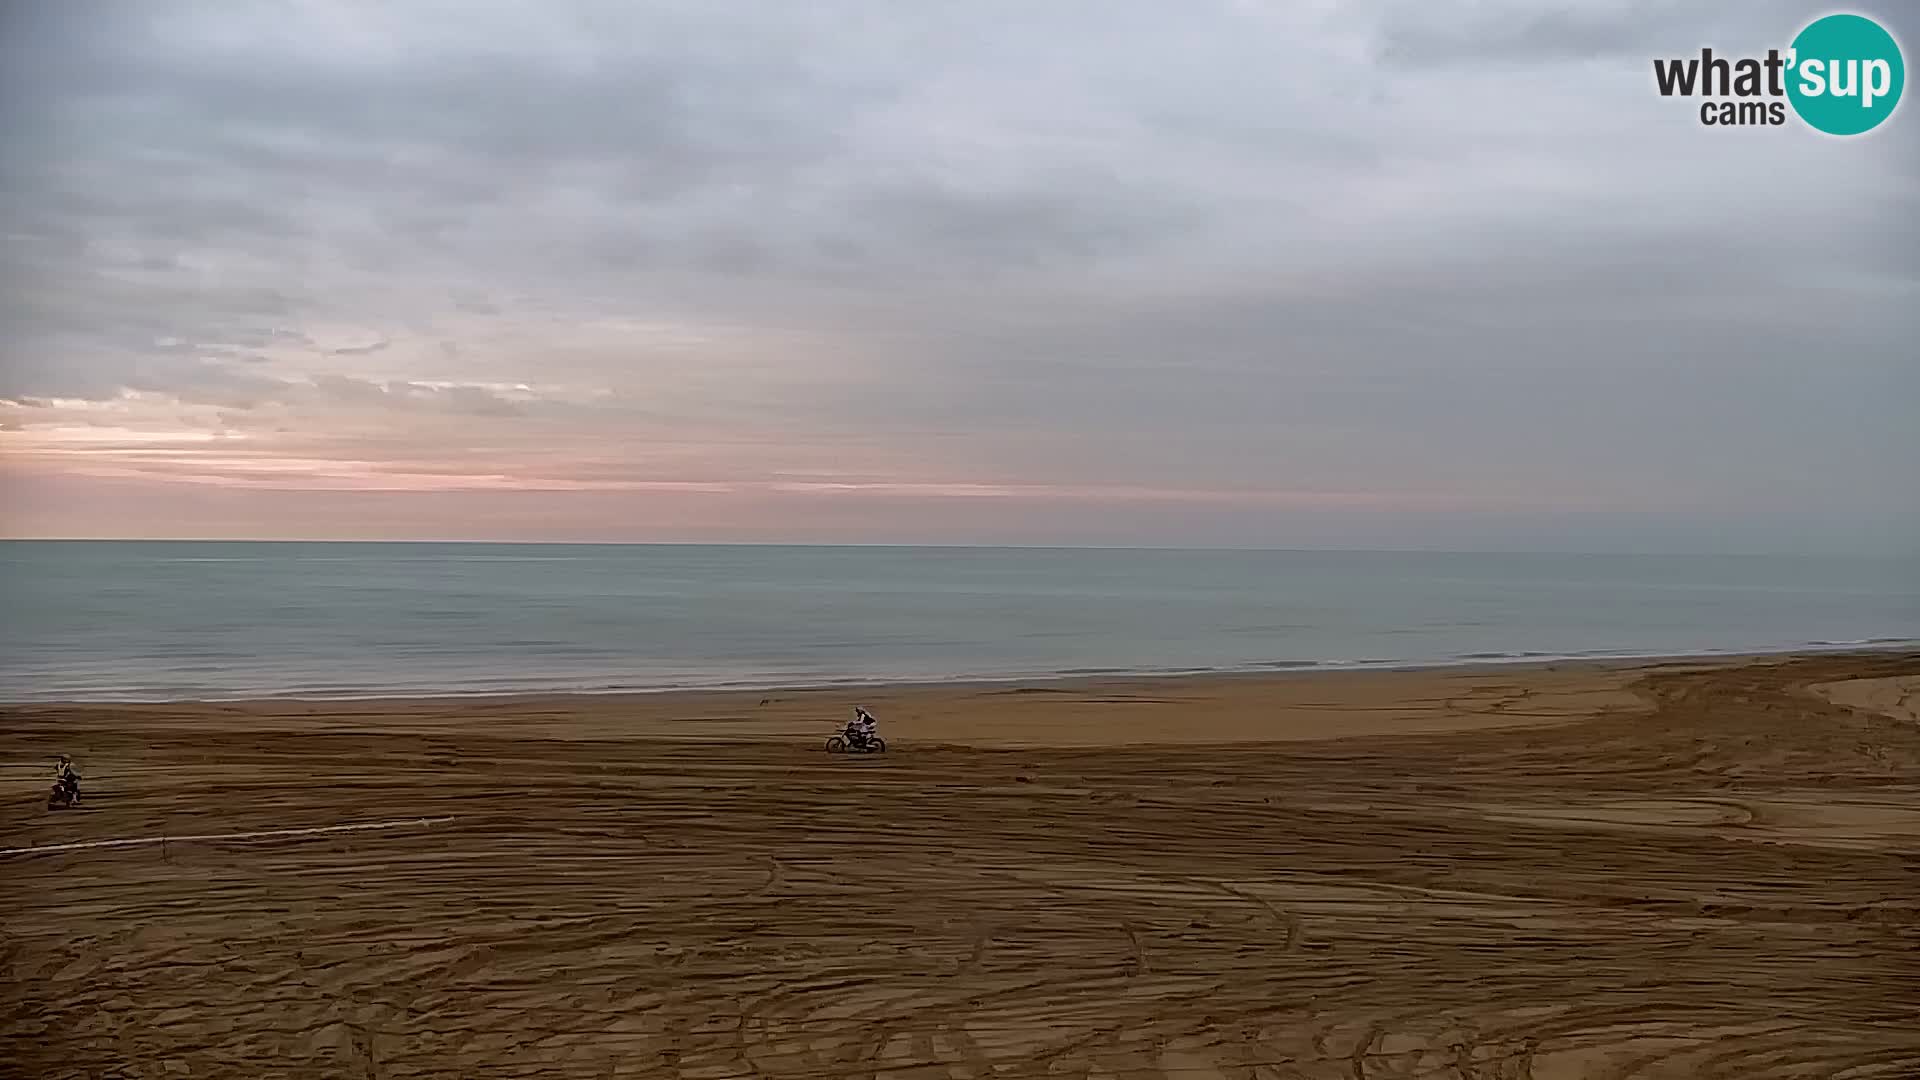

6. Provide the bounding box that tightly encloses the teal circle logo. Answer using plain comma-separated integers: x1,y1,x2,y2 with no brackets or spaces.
1787,14,1904,135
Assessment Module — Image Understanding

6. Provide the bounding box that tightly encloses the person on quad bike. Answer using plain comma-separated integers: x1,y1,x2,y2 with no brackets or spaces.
846,706,879,747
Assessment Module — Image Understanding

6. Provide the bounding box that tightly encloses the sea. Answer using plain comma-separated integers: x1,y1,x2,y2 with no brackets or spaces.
1,541,1915,701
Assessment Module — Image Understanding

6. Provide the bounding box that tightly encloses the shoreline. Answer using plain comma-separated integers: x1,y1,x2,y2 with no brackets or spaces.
10,648,1916,749
5,639,1915,708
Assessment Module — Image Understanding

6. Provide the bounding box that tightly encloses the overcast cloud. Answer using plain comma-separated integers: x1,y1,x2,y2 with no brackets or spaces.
1,0,1915,551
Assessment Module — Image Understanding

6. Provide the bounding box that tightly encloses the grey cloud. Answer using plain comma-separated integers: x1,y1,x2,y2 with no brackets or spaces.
1377,5,1686,68
1,0,1915,549
1371,0,1810,69
304,375,531,418
124,360,288,408
847,179,1192,272
0,356,564,421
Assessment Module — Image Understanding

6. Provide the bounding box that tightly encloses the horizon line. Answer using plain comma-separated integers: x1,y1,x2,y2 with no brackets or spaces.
0,536,1903,560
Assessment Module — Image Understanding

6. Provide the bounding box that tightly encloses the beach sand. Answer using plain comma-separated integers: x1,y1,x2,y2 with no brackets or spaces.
2,651,1916,1078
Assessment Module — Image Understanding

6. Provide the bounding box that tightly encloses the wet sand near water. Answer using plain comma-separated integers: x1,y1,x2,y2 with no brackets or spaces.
2,652,1917,1078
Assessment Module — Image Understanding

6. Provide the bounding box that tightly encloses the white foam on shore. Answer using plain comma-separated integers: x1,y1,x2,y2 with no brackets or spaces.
0,816,453,857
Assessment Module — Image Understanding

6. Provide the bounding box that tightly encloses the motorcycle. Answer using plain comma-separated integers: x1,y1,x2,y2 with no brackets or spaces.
47,776,81,810
825,729,886,754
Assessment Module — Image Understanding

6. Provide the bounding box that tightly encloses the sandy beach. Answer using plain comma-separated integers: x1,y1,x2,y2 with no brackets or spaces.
3,651,1917,1079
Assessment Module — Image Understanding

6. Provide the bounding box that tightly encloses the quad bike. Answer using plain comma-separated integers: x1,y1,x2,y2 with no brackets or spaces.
47,777,81,810
825,731,886,754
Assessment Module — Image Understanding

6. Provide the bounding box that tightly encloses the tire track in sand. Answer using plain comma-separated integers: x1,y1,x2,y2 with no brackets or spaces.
2,652,1917,1078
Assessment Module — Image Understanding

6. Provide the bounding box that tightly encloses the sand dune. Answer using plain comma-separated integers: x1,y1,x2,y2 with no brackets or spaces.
1814,674,1920,727
3,652,1917,1078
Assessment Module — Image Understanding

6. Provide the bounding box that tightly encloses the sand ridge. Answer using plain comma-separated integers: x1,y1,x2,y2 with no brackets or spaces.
1813,674,1920,728
2,652,1917,1078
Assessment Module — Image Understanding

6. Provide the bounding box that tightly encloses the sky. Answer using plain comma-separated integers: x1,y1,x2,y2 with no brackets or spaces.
1,1,1915,552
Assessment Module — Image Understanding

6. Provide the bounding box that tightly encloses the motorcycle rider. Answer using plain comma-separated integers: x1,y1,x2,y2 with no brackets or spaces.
52,755,80,799
846,706,879,746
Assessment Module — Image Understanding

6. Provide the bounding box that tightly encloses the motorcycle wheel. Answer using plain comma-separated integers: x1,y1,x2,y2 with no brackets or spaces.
868,737,886,754
826,736,847,753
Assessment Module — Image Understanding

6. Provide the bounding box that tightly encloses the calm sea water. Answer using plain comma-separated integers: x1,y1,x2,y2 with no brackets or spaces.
1,541,1915,701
